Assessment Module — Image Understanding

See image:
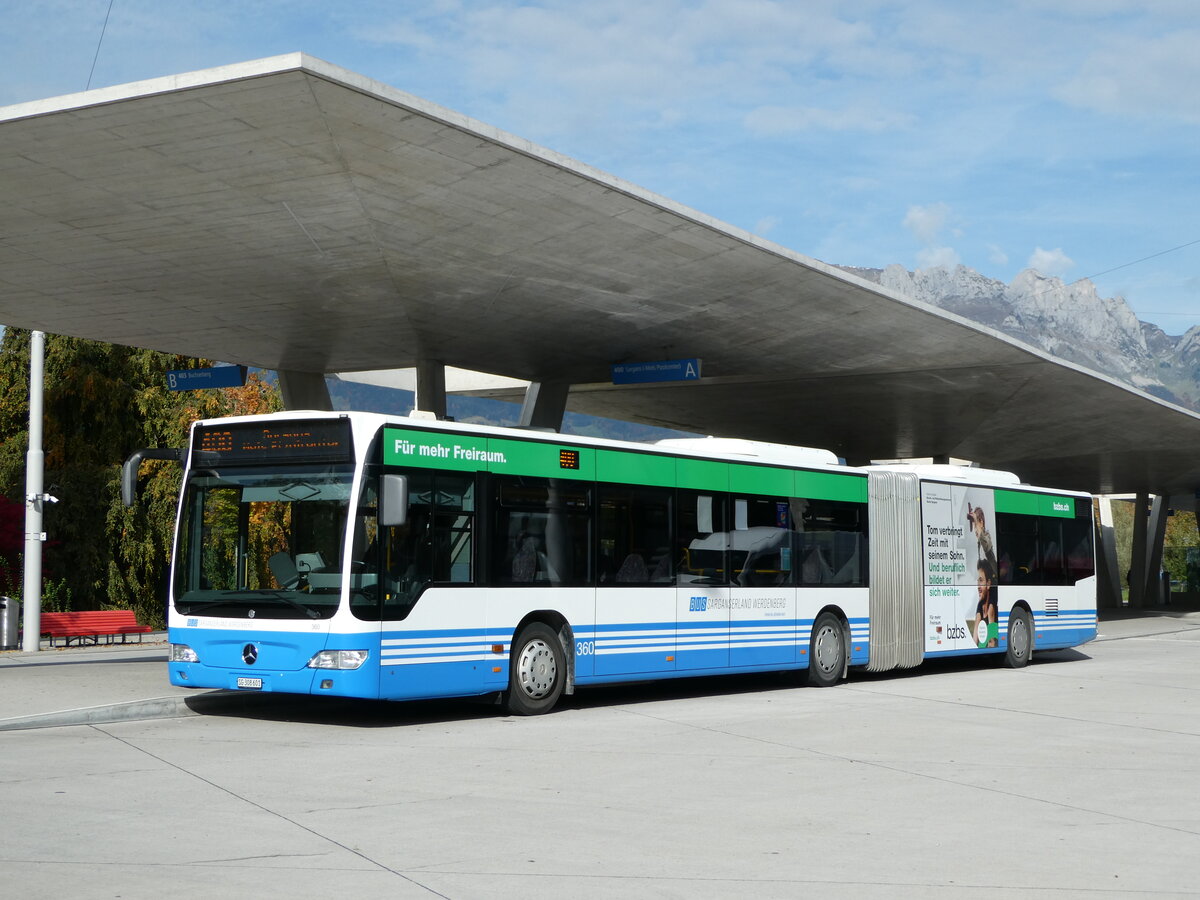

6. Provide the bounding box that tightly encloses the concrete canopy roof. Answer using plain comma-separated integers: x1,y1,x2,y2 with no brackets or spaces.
1,53,1198,498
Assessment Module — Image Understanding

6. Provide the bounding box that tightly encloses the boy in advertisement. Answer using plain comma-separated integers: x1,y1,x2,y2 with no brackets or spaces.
972,558,999,648
966,501,999,648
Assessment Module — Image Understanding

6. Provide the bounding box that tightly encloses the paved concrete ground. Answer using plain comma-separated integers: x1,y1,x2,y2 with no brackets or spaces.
2,611,1199,899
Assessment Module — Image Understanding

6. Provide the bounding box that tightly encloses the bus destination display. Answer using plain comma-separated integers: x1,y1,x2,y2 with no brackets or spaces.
194,420,353,464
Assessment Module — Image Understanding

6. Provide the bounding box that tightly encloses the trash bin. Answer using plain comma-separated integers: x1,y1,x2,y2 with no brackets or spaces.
0,596,19,651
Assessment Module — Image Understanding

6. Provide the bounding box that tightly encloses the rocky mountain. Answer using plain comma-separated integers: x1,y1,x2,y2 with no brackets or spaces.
838,263,1200,410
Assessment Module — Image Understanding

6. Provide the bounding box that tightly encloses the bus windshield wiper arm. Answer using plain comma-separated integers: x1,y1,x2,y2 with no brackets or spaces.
183,591,321,619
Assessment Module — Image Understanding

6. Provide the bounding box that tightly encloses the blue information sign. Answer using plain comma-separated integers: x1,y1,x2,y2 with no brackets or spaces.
167,366,248,391
611,358,702,385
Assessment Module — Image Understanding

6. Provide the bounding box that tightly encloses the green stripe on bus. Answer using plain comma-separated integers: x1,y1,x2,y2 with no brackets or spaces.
596,449,676,487
383,427,867,502
730,463,793,496
796,470,868,503
995,489,1075,518
676,457,729,491
1041,495,1075,517
486,438,595,480
383,428,491,471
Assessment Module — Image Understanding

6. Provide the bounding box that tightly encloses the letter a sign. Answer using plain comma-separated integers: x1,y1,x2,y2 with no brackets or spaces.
610,358,703,385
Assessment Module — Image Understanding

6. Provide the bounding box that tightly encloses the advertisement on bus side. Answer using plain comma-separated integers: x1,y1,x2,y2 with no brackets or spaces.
921,482,999,653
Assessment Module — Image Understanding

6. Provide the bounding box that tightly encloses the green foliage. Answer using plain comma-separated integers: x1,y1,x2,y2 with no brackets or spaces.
0,553,71,611
0,330,281,627
41,575,72,613
1163,510,1198,589
0,553,21,599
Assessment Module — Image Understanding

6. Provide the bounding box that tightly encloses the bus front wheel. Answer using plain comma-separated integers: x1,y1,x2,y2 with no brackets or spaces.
808,612,846,687
1004,607,1034,668
505,622,566,715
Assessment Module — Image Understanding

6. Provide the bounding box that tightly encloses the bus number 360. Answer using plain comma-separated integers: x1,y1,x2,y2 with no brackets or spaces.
576,641,595,656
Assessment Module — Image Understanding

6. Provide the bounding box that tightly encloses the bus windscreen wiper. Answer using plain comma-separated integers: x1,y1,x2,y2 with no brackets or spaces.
181,591,321,619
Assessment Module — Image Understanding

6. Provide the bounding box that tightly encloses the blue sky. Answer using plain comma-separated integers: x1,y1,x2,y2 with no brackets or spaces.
4,0,1199,333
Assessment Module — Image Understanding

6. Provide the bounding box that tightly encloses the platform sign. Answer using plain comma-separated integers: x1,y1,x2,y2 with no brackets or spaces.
611,358,702,385
167,366,247,391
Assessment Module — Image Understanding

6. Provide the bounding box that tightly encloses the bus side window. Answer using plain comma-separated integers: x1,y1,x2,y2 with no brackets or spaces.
792,497,867,587
492,476,591,586
597,485,673,585
432,475,475,584
677,491,727,585
730,495,793,587
1064,507,1096,584
997,513,1038,585
375,472,475,619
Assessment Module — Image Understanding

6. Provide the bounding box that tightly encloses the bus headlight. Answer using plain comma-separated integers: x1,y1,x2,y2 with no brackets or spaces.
307,649,369,670
169,643,199,663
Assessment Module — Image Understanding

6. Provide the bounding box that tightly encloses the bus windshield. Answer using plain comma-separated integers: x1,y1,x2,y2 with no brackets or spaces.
173,464,356,620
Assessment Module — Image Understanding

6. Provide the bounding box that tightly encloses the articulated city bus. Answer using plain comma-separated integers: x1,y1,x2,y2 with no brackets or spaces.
124,411,1097,714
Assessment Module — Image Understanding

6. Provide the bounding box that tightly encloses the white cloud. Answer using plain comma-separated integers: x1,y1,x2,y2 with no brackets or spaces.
987,243,1009,266
903,202,952,245
903,203,961,270
917,246,961,269
350,0,929,146
743,104,913,135
1028,247,1075,277
753,215,781,237
839,175,881,192
1055,31,1200,123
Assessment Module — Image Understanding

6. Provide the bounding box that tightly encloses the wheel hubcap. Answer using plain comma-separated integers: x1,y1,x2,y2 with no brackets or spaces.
1012,618,1029,659
517,638,556,698
814,625,840,672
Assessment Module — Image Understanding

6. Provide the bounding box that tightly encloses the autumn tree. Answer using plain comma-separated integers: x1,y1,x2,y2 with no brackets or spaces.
0,329,280,626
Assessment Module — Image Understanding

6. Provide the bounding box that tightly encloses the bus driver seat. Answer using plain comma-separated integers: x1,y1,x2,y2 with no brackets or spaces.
269,551,302,590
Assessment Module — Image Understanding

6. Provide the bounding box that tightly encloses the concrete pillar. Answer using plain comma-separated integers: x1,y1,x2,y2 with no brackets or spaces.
1096,496,1123,609
1143,495,1169,605
415,358,447,419
1129,493,1149,608
278,371,333,411
519,381,569,431
1129,493,1170,608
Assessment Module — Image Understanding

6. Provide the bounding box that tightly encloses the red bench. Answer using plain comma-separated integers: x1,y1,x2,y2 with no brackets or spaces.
40,610,154,647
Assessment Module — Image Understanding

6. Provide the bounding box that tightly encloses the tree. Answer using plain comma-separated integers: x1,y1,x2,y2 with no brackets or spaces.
1163,509,1198,590
0,330,280,626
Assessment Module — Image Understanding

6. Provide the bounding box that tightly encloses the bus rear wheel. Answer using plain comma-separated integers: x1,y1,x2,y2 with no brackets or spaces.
505,622,565,715
808,612,846,687
1004,606,1034,668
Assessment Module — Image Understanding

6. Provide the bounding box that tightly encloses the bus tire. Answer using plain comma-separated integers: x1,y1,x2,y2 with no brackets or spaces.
505,622,565,715
808,612,846,687
1004,606,1034,669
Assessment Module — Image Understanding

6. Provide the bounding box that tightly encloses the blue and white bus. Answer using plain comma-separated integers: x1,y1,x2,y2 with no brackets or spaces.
124,411,1097,714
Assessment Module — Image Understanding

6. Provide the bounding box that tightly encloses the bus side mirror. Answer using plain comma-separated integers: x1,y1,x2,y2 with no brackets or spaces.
121,448,183,507
380,474,409,527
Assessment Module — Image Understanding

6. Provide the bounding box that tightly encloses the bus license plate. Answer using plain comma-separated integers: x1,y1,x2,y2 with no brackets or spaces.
236,677,263,690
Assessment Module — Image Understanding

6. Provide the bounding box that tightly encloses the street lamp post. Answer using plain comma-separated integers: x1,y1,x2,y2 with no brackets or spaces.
22,330,46,652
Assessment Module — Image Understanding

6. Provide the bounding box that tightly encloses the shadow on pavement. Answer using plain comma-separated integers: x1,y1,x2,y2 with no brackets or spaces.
180,648,1093,728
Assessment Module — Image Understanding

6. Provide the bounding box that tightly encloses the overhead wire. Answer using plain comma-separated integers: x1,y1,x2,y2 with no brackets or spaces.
1073,238,1200,286
86,0,116,91
1023,237,1200,322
